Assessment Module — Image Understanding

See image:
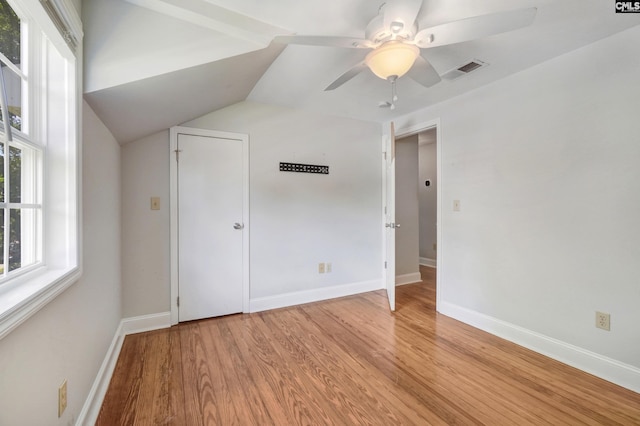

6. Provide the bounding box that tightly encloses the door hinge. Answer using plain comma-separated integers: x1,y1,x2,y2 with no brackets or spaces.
383,151,387,160
177,296,180,307
384,206,387,215
384,261,387,269
174,149,182,162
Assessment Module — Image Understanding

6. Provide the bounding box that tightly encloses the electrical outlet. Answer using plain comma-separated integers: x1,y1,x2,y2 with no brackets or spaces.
595,311,610,331
58,379,67,417
318,263,325,274
326,262,332,273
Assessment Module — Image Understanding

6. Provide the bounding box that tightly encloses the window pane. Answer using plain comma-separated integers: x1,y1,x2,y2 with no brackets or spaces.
0,209,3,274
0,142,4,203
0,0,20,66
0,0,22,132
19,206,37,268
9,144,20,202
9,208,19,271
1,65,23,132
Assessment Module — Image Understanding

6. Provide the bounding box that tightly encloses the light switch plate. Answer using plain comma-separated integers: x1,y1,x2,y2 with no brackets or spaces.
151,197,160,210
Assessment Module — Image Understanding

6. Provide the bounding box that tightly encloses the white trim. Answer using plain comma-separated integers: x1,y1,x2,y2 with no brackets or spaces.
249,279,383,313
419,257,436,268
0,0,82,341
169,126,250,325
76,312,171,426
395,272,422,286
121,311,171,335
169,127,179,325
438,301,640,394
0,267,80,340
50,0,84,41
241,134,250,313
75,321,124,426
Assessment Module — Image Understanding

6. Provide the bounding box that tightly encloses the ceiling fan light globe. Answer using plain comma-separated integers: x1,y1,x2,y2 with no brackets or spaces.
365,42,419,80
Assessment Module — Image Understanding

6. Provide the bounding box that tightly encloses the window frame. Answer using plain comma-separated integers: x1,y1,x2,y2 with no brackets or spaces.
0,139,44,278
0,0,82,340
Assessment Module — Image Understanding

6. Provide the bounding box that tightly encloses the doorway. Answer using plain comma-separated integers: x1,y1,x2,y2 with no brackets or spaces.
417,129,438,269
395,129,437,284
169,126,250,324
383,119,441,311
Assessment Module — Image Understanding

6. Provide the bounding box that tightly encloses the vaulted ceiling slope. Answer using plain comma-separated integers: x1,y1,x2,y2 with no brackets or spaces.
82,0,640,144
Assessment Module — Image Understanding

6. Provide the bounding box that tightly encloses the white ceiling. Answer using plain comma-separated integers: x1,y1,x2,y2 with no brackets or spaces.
82,0,640,144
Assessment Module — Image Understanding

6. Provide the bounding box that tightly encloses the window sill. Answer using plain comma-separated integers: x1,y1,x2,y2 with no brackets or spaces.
0,266,81,340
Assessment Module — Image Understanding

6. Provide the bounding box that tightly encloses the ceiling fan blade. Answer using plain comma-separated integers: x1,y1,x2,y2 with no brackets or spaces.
383,0,423,32
406,53,441,88
325,62,368,91
274,35,374,49
414,7,537,48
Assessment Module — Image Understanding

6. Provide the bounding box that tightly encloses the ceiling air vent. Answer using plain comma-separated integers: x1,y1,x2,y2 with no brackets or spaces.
441,59,488,81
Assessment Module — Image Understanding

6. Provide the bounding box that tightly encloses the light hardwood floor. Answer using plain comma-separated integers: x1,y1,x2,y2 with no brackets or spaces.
97,266,640,425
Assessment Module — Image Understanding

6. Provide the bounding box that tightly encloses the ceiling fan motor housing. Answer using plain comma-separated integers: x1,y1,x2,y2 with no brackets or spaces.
365,13,417,44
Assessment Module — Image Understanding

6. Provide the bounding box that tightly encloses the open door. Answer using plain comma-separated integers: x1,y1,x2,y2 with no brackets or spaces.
383,122,397,311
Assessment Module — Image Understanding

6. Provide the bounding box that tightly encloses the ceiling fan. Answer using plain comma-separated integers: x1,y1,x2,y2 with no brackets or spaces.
274,0,537,107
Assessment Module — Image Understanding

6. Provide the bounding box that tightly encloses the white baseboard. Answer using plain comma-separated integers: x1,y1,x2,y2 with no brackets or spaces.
250,279,383,313
395,272,422,286
419,257,436,268
121,311,172,335
76,312,171,426
438,301,640,394
75,321,125,426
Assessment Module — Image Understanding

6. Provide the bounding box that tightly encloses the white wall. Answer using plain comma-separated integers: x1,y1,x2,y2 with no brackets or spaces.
120,101,382,316
0,102,122,424
419,132,437,262
121,131,171,317
395,135,420,279
395,25,640,389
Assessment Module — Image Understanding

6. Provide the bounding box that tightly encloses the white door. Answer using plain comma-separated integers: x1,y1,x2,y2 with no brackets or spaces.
383,122,397,311
176,132,245,321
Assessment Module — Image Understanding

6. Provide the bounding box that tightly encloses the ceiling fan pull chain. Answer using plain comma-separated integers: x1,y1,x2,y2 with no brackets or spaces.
392,77,398,102
385,75,397,110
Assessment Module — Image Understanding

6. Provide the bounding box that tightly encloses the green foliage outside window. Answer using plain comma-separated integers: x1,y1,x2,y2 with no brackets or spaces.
0,144,21,273
0,0,21,131
0,0,20,65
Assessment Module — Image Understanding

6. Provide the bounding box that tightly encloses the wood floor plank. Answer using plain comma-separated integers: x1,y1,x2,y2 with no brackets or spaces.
288,305,443,425
309,298,483,425
250,310,344,425
229,311,330,425
96,333,145,425
215,317,275,425
224,315,290,425
180,321,221,425
98,266,640,425
263,306,422,425
163,328,186,424
197,320,241,425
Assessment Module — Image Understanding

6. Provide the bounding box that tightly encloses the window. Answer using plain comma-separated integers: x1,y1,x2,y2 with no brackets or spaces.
0,0,81,339
0,1,42,278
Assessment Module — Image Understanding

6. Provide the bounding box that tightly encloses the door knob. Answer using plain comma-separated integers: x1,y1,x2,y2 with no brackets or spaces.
233,223,244,230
